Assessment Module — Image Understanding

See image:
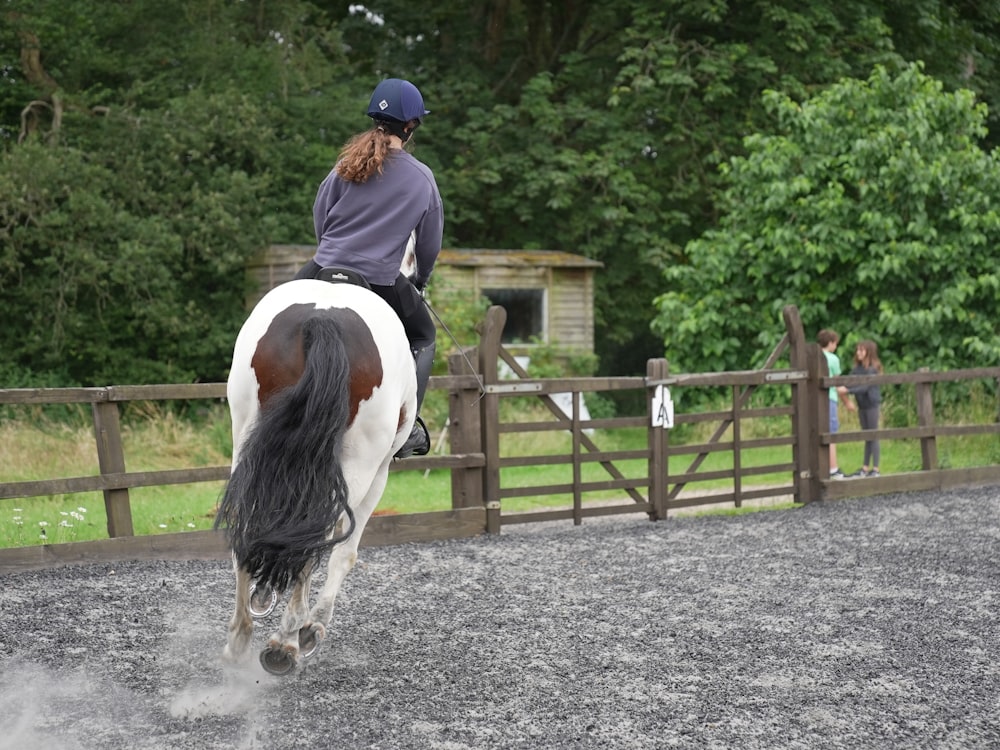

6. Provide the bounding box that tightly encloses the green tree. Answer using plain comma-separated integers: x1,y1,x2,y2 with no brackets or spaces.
0,0,355,384
433,1,919,373
652,63,1000,373
3,1,1000,386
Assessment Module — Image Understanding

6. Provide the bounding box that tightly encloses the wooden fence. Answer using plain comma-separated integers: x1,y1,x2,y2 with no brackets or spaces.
2,304,999,572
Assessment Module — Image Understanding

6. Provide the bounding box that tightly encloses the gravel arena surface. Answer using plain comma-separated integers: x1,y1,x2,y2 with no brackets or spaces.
1,486,999,750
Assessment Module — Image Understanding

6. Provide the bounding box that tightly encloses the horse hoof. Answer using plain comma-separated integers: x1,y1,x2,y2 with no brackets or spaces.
248,582,277,618
298,623,326,660
221,644,247,666
260,646,296,676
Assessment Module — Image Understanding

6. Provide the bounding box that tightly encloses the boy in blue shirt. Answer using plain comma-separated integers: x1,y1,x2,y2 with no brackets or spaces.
818,329,854,478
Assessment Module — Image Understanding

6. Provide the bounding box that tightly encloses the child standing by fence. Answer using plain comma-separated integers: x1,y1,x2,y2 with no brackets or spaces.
818,329,852,479
845,339,883,478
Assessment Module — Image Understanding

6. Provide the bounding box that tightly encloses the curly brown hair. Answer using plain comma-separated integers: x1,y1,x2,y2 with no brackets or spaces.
335,127,397,183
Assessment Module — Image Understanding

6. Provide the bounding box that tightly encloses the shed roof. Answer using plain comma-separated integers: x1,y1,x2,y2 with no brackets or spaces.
439,249,603,269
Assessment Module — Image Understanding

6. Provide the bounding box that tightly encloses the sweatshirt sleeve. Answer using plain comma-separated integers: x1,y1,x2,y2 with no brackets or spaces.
846,366,880,405
312,168,340,243
412,190,443,286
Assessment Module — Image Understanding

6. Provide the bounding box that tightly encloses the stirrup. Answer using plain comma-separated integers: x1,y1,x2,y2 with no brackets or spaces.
394,416,430,459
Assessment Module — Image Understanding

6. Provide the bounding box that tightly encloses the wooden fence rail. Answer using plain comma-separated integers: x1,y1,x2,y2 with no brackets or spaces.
2,304,999,572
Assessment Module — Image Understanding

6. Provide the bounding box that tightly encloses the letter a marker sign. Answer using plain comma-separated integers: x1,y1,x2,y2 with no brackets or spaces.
651,385,674,429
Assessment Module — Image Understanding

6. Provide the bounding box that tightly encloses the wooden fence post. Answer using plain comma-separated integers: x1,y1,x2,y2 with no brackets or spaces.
731,384,743,507
92,399,134,537
916,368,938,470
809,343,832,494
448,349,484,509
784,306,820,504
478,306,506,534
646,358,669,520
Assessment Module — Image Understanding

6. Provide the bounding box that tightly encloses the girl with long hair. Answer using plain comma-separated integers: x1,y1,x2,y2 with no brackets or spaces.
295,78,443,459
846,340,883,477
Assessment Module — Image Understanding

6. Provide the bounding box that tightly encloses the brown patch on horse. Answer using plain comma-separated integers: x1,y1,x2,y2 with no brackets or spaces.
251,303,383,422
335,308,384,422
251,304,308,407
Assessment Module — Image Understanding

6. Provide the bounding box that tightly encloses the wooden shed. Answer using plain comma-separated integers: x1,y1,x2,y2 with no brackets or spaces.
246,245,603,353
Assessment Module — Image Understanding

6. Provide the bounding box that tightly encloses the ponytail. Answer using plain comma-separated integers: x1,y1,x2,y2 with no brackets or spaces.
335,127,395,183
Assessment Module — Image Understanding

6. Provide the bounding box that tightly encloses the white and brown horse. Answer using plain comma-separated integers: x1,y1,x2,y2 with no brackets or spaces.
215,279,416,674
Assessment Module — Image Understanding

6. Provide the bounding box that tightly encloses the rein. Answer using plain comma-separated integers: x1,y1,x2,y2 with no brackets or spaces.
421,294,486,401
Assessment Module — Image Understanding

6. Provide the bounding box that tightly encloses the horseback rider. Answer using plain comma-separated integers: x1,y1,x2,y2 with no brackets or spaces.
294,78,442,459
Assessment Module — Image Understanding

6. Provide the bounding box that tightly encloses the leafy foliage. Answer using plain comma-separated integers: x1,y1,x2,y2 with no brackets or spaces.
0,0,353,383
433,0,942,373
2,1,1000,385
652,63,1000,373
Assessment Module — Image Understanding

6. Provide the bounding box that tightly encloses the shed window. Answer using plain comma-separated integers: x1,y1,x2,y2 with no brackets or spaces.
482,288,546,343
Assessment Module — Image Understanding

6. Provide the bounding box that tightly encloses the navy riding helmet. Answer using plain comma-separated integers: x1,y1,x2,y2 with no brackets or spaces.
366,78,430,138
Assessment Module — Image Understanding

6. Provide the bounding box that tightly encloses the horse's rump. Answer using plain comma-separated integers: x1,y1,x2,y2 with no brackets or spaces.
217,281,416,593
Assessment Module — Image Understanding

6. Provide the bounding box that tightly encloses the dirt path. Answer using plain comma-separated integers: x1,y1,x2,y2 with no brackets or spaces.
1,486,999,749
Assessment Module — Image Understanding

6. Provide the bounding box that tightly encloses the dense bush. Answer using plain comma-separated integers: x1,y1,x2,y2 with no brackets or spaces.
4,2,1000,384
653,64,1000,374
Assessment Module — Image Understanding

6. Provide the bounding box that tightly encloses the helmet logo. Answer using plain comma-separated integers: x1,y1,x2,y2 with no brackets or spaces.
378,99,389,112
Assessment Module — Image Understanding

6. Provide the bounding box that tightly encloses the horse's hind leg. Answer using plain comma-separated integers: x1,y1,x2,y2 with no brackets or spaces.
299,467,390,655
294,538,361,662
259,559,315,675
223,564,255,663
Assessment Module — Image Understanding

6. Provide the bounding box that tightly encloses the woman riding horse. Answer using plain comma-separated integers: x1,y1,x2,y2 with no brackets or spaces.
294,78,442,459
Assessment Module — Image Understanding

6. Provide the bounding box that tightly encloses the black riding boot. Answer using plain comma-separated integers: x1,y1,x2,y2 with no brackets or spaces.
394,343,435,459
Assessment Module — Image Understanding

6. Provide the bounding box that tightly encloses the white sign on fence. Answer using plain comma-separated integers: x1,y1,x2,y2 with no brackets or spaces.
651,385,674,429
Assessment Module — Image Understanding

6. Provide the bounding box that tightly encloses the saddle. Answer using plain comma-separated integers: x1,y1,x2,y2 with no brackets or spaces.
316,266,371,290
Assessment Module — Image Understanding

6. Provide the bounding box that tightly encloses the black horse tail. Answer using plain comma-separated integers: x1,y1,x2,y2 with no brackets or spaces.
215,313,356,593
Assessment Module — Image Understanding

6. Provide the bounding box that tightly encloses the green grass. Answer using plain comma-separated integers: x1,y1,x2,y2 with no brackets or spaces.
0,409,233,547
2,400,998,548
3,484,223,546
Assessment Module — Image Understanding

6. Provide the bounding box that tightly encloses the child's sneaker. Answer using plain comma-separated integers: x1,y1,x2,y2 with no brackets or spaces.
846,468,868,478
830,468,845,479
868,469,880,478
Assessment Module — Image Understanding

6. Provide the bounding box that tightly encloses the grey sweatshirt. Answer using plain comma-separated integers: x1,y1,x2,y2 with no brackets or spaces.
847,364,882,409
312,150,443,286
